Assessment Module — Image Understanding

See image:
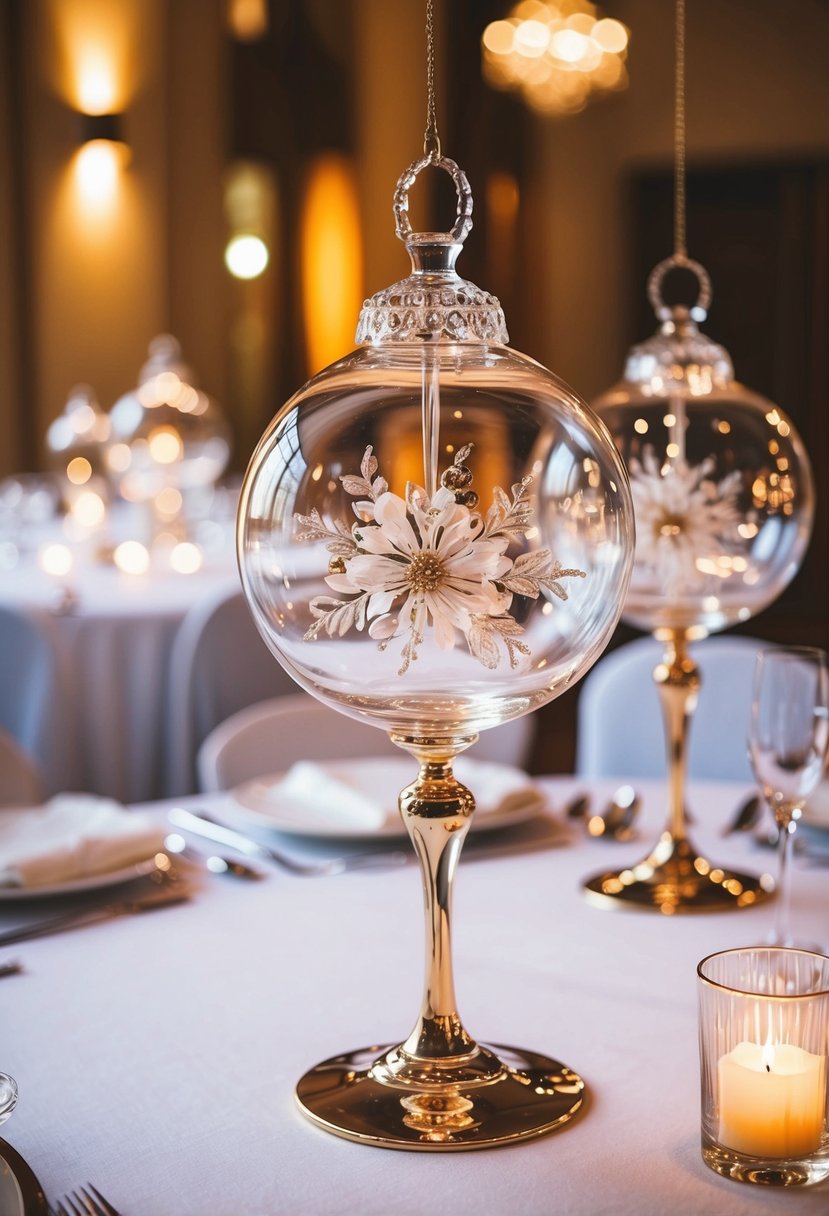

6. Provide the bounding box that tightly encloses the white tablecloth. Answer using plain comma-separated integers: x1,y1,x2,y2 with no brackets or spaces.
1,557,240,803
2,777,828,1215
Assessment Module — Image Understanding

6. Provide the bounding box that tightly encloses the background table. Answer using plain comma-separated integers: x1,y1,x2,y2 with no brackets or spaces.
2,777,828,1215
1,554,240,804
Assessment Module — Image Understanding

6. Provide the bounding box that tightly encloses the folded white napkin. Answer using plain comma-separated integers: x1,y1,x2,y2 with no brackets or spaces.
274,761,389,830
258,757,544,833
0,795,165,889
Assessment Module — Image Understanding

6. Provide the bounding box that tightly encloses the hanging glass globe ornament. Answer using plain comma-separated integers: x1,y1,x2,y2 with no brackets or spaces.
582,253,815,914
108,335,231,540
238,146,634,1151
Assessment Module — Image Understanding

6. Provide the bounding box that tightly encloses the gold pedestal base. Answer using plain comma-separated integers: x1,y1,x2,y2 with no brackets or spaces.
583,831,775,914
296,1042,586,1151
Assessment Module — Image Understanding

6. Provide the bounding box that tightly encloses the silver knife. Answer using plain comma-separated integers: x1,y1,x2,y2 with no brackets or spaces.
163,834,264,880
0,887,189,948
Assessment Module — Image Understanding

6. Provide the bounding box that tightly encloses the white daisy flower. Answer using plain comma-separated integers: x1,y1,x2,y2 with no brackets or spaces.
295,446,586,675
630,447,746,595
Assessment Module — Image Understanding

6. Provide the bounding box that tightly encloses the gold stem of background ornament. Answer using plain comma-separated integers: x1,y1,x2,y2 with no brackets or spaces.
582,631,775,914
655,630,698,841
295,734,588,1148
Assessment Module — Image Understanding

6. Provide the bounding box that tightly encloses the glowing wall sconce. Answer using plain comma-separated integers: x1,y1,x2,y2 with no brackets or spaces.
74,109,130,207
224,162,275,281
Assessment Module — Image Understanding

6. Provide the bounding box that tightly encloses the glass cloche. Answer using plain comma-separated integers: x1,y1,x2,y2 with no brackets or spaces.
593,257,814,639
238,156,634,740
237,152,634,1152
108,335,231,503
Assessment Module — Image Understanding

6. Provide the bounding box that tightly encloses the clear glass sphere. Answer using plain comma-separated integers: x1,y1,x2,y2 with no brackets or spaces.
108,335,231,502
238,294,634,737
593,296,814,638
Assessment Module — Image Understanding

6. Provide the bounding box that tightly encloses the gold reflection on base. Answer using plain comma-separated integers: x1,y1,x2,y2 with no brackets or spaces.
296,1043,585,1151
583,831,775,914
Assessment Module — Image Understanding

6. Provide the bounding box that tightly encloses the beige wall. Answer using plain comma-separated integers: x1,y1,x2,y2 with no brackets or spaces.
2,0,828,478
0,0,226,476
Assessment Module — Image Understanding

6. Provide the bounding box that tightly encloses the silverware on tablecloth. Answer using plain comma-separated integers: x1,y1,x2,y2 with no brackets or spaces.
0,958,23,978
564,792,590,819
0,886,189,948
584,785,641,841
162,834,264,880
168,807,411,877
721,793,763,836
50,1182,122,1216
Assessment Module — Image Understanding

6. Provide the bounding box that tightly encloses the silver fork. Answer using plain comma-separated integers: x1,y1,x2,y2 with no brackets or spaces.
51,1183,122,1215
168,807,410,876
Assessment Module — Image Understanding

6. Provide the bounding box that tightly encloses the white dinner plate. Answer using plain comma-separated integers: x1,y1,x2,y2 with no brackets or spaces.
0,857,159,903
227,757,547,840
0,1137,48,1215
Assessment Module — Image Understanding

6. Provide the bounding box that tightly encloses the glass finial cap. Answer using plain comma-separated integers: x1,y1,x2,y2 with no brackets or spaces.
625,254,734,391
355,154,508,346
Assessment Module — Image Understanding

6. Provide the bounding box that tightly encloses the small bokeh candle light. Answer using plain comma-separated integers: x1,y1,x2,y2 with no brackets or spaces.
698,947,829,1187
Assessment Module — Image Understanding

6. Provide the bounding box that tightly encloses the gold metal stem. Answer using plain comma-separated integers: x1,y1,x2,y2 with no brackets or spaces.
654,630,699,841
295,732,587,1148
398,748,476,1060
582,634,775,914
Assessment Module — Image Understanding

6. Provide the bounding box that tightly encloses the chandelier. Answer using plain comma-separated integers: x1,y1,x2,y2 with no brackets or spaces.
482,0,629,116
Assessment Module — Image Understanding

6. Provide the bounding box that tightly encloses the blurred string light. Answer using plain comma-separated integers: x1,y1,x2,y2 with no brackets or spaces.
482,0,630,116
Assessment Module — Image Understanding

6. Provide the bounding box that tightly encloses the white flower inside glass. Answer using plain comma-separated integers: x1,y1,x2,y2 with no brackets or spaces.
239,317,630,738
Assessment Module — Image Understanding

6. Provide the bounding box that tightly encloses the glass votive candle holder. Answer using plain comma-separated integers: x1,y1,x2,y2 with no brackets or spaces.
697,947,829,1186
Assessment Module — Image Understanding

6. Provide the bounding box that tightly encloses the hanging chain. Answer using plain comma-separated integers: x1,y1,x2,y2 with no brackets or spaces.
424,0,441,160
674,0,687,259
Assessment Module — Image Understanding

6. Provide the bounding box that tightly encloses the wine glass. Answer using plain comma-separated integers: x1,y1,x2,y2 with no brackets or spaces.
749,646,829,947
0,1072,17,1124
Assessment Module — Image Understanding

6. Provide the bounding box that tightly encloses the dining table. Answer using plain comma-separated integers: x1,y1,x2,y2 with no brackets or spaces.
1,775,828,1215
1,537,240,805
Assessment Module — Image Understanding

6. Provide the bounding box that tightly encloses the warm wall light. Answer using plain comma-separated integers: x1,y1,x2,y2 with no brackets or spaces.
224,162,275,280
74,109,129,209
225,234,269,280
300,153,364,375
77,111,123,144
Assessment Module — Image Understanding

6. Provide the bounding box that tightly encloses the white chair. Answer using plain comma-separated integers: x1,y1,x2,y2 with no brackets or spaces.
575,634,767,782
0,726,45,805
197,692,537,792
166,588,299,794
0,604,64,794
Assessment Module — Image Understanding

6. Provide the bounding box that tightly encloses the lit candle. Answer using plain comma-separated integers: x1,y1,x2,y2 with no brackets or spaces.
718,1040,826,1157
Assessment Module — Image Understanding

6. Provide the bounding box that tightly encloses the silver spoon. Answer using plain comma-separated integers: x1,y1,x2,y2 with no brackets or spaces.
721,793,763,836
585,785,640,841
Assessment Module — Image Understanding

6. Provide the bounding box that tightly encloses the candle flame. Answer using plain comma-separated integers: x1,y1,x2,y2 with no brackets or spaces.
761,1041,775,1073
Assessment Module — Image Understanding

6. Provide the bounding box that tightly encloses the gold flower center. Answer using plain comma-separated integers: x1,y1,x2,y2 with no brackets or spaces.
657,513,685,539
405,551,445,593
